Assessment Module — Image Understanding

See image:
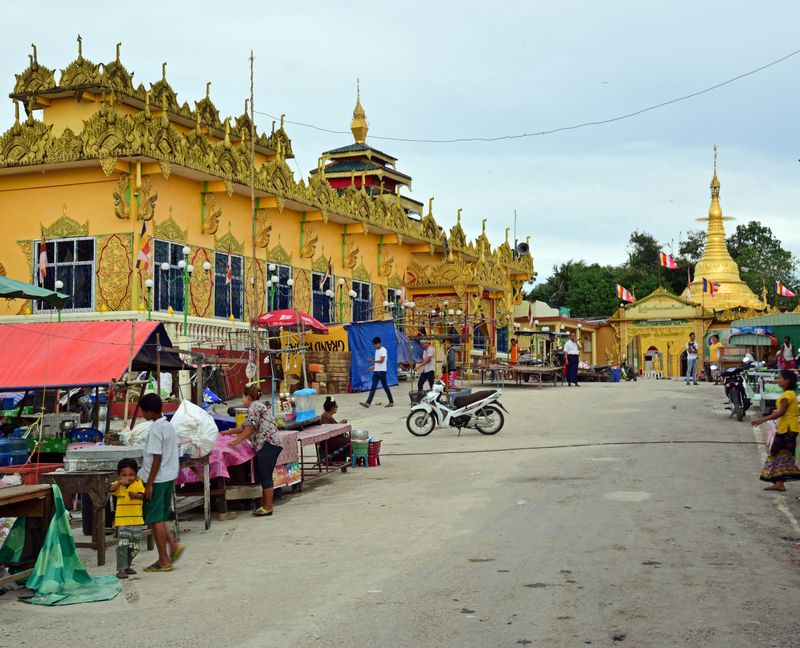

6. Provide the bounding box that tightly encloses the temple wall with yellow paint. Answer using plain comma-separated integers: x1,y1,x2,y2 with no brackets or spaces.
0,42,534,349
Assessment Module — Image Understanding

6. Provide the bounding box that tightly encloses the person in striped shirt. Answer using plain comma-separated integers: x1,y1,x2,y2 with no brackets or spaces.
109,458,145,579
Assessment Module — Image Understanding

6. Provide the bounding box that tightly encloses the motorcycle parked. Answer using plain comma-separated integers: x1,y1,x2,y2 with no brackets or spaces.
620,358,637,382
406,382,508,437
722,365,751,421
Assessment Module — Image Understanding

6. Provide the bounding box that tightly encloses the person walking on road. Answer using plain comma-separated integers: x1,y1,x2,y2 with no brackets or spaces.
752,369,800,492
564,331,581,387
444,339,458,388
685,332,699,385
361,336,394,408
415,339,435,392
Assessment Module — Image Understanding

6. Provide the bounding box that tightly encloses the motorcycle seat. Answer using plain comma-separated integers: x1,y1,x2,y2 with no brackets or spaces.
453,390,496,409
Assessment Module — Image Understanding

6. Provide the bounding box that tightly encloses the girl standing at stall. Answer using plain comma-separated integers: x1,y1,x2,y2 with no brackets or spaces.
224,385,283,517
752,369,800,491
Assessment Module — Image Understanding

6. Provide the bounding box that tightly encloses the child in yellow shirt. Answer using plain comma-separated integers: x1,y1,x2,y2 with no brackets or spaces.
109,458,145,579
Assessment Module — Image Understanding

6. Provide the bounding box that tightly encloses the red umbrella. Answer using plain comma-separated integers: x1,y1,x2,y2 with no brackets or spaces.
255,309,329,334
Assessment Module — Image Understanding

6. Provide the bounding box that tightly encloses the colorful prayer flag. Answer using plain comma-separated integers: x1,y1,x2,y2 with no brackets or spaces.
775,280,796,297
225,250,232,285
136,221,151,274
703,278,720,296
321,257,332,289
38,229,47,286
659,251,678,269
616,284,634,303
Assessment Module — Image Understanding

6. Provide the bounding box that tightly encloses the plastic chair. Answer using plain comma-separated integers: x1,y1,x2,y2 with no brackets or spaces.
351,441,369,467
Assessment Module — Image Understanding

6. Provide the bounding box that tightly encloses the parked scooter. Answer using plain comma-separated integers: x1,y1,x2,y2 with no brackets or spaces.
722,365,752,421
406,381,508,437
620,358,637,382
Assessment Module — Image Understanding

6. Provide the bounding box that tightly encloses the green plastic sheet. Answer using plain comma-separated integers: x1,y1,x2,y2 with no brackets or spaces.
22,485,121,605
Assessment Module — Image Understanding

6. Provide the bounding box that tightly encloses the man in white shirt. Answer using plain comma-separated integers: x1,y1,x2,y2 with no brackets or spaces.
415,339,435,392
138,393,183,572
685,332,699,385
361,336,394,408
564,332,582,386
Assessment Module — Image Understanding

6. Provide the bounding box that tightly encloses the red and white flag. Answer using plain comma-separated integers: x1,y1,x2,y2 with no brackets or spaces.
136,221,151,275
225,250,232,285
775,280,796,297
616,284,635,303
38,230,47,285
659,251,678,269
321,257,332,289
528,301,534,326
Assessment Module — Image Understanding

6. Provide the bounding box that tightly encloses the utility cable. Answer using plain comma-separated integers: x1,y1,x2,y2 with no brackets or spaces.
382,438,761,457
255,45,800,144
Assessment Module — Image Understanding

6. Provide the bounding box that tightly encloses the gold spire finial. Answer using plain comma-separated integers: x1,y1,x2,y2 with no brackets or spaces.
244,98,249,115
280,113,285,129
710,144,720,196
13,100,19,125
144,91,151,118
457,208,462,224
206,82,211,99
162,62,167,81
31,44,37,65
351,79,368,143
482,218,487,236
505,227,510,245
116,42,121,62
77,34,83,60
428,197,434,215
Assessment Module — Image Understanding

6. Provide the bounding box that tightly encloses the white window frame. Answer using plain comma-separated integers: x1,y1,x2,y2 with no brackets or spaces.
352,279,372,322
32,236,96,313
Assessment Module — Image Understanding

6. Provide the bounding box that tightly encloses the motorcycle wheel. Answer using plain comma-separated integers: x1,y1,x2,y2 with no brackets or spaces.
475,405,504,435
406,410,435,436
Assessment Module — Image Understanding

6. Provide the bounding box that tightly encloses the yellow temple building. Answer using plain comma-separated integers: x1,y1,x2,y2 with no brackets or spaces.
611,152,766,378
0,41,533,365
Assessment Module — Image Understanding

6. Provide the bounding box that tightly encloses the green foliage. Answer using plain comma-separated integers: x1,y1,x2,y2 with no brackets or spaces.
726,221,798,307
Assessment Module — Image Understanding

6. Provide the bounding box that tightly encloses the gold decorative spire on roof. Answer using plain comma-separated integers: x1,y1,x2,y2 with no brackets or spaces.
351,79,368,143
683,147,761,310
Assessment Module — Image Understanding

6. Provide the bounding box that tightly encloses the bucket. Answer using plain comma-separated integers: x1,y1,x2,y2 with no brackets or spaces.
235,407,248,427
610,367,621,383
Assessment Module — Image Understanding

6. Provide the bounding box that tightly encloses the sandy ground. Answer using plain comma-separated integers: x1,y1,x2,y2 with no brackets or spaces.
3,378,800,648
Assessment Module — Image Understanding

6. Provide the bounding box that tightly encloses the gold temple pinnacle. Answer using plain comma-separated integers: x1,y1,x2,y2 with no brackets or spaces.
351,78,368,143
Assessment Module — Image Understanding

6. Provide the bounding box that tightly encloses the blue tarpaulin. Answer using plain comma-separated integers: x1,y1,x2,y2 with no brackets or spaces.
345,321,399,392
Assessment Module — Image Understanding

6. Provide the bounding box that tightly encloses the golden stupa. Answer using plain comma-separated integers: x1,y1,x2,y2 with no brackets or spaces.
683,148,762,310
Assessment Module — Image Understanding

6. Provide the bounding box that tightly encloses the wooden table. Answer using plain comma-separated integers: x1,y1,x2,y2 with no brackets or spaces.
0,484,54,585
175,454,211,531
40,470,116,566
296,423,352,485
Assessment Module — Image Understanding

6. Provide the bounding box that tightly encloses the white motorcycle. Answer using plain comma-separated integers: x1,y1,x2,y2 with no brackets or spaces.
406,382,508,437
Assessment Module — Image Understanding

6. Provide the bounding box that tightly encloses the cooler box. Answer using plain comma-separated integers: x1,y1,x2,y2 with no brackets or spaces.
0,437,28,466
64,445,143,472
293,388,317,423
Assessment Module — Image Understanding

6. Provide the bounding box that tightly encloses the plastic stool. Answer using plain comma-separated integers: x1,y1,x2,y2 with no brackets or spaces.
351,441,369,467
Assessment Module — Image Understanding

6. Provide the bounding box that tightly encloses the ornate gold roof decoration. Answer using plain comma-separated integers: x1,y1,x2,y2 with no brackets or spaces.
154,210,188,243
13,44,56,96
267,238,292,265
352,261,371,282
1,46,534,274
43,205,89,239
59,35,102,88
215,224,244,255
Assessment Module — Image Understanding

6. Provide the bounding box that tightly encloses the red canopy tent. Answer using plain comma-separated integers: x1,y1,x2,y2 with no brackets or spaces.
255,309,328,334
0,321,187,390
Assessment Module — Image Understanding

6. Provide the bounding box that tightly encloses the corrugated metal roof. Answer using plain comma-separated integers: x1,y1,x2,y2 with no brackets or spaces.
733,313,800,327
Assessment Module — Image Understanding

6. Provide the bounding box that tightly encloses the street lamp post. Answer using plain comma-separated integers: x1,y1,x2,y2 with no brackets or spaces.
178,245,191,336
144,278,154,321
337,277,345,322
348,289,357,321
54,280,64,322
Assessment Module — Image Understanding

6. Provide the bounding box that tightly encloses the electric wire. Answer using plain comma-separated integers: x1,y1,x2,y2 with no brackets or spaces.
382,439,761,457
255,46,800,144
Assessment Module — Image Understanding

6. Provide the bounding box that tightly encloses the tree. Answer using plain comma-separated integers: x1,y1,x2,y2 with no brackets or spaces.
678,230,706,265
564,263,618,318
727,221,799,307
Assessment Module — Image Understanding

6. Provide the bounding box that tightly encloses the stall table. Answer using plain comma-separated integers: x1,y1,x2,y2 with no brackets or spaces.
40,470,115,566
296,423,352,485
0,484,54,586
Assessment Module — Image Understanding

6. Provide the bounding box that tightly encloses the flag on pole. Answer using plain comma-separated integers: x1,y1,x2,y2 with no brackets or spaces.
528,301,534,326
616,284,635,303
703,278,720,296
321,256,332,289
775,280,796,297
225,250,232,285
38,229,47,286
401,271,407,302
136,221,151,274
659,251,678,269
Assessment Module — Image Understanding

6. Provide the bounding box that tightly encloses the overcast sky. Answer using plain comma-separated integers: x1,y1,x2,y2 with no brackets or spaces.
2,1,798,281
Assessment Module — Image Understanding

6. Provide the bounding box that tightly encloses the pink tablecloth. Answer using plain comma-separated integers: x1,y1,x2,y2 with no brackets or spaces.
296,423,352,446
177,430,298,484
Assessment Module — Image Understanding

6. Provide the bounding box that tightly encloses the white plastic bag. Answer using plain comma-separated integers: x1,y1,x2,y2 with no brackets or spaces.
120,420,153,448
171,400,218,458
